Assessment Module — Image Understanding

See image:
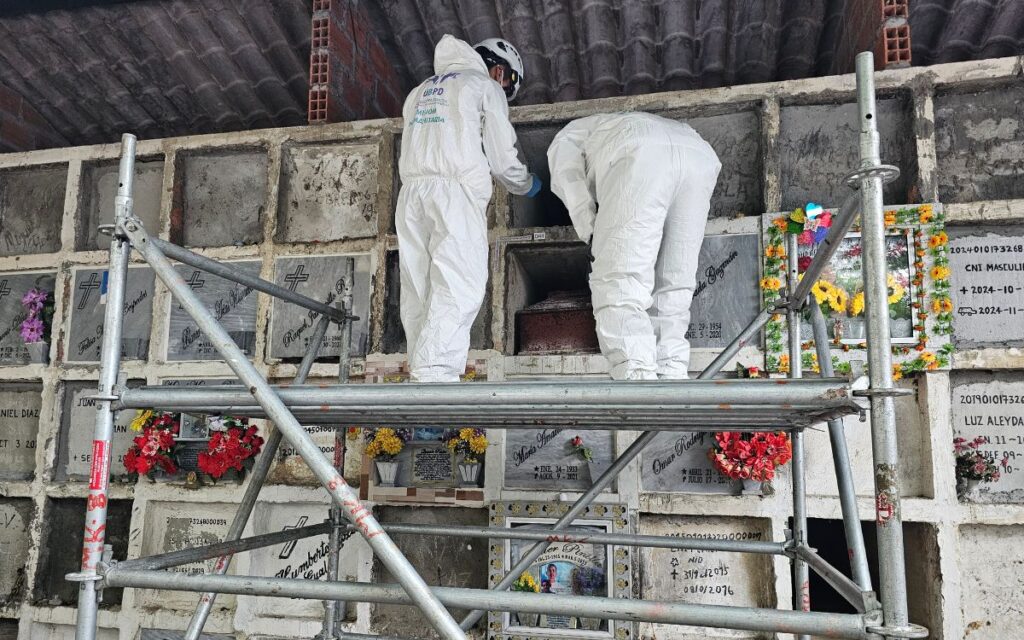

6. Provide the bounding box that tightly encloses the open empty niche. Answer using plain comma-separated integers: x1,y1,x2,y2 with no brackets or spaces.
804,519,940,637
77,157,164,250
381,250,491,354
504,243,592,355
33,498,132,607
509,122,572,229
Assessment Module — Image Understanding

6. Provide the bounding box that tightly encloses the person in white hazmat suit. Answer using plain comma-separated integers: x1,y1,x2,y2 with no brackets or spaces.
397,35,541,382
547,113,721,380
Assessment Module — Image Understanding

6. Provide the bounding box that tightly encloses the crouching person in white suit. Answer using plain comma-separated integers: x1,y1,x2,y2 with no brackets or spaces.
547,113,721,380
397,34,541,382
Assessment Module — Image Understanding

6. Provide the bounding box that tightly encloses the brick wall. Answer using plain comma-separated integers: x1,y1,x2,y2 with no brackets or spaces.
0,82,66,153
308,0,404,124
832,0,912,74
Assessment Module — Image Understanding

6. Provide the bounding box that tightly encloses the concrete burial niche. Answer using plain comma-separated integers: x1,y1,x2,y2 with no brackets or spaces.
779,94,916,210
139,630,232,640
509,122,572,229
77,157,165,250
804,378,929,498
958,524,1024,639
55,379,145,482
25,624,117,640
0,164,67,257
172,147,269,248
372,506,489,636
0,620,16,640
0,498,34,607
0,382,43,481
504,243,591,355
638,515,774,640
806,519,940,637
33,498,131,607
276,142,380,243
381,250,491,353
934,83,1024,203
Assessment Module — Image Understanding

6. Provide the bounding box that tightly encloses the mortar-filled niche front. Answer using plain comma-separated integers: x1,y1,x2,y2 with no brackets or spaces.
504,242,597,356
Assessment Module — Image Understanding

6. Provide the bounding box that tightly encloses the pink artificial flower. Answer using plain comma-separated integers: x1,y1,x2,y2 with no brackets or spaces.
19,316,44,343
21,288,48,309
797,230,814,245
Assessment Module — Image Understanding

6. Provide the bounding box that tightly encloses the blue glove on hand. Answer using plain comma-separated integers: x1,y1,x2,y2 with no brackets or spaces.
526,174,543,198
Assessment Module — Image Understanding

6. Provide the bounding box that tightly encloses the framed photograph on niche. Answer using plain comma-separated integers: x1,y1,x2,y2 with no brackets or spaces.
486,501,636,640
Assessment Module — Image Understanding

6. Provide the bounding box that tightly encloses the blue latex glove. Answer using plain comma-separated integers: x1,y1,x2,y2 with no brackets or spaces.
526,174,542,198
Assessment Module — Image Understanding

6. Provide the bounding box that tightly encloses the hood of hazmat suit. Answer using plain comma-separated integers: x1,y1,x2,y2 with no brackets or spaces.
396,35,534,382
547,112,721,380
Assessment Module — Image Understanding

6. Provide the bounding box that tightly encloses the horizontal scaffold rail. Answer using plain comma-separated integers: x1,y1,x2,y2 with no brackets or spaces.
116,377,868,430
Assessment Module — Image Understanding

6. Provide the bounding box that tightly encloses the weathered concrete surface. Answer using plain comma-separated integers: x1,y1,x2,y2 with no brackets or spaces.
0,165,66,256
0,620,16,640
504,243,590,355
0,498,33,607
382,250,491,352
372,506,489,637
935,84,1024,203
779,97,915,209
639,515,774,640
177,149,268,247
27,623,117,640
78,158,164,249
959,524,1024,639
32,498,131,607
276,143,379,243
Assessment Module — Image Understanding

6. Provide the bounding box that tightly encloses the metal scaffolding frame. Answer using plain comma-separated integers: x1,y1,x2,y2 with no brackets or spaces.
69,52,927,640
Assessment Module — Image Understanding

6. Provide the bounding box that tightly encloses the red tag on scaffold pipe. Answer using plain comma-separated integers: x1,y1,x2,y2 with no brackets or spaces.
89,440,110,491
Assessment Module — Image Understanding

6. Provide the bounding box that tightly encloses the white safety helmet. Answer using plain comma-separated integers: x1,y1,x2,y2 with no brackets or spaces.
474,37,524,101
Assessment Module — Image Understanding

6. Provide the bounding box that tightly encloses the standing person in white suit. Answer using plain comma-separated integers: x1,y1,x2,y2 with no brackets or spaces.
397,35,541,382
547,113,721,380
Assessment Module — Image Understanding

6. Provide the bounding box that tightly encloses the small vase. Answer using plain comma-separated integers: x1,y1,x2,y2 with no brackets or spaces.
957,478,982,500
843,316,865,340
26,341,49,364
516,611,539,627
587,460,610,486
376,460,399,487
741,478,763,495
457,461,481,487
891,317,913,338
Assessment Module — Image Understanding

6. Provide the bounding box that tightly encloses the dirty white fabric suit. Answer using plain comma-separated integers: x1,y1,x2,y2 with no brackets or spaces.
548,113,721,380
397,35,534,382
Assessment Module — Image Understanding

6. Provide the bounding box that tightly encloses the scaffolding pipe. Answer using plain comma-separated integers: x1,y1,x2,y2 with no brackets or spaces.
150,237,347,323
73,133,136,640
795,546,873,614
786,233,811,640
809,302,873,591
185,313,332,640
118,215,466,640
99,568,879,640
855,51,911,639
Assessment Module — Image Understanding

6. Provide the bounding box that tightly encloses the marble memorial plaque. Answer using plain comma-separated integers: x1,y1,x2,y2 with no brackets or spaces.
948,225,1024,347
0,499,32,605
56,380,147,481
67,266,155,362
272,424,344,485
641,431,733,494
0,271,56,365
248,502,369,618
952,371,1024,502
140,503,234,608
639,515,772,638
168,261,259,360
686,233,761,349
959,525,1024,639
409,442,455,487
269,255,371,359
0,383,41,480
504,428,612,491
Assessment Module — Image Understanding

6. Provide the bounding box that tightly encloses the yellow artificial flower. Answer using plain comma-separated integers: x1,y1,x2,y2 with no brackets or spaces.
850,292,865,316
773,217,789,231
926,360,940,371
921,352,936,364
469,434,488,454
777,354,790,374
928,232,948,248
940,298,953,312
129,409,153,432
884,211,897,226
829,287,849,313
930,266,950,281
886,274,905,305
810,280,833,305
760,277,783,291
459,428,475,440
918,204,934,223
892,364,903,381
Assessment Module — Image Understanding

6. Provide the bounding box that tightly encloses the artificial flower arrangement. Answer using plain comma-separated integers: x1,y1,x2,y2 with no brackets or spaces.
443,427,488,464
364,427,413,462
123,410,262,482
567,434,593,461
954,437,1003,485
511,571,540,593
708,431,793,483
763,202,953,378
20,287,55,345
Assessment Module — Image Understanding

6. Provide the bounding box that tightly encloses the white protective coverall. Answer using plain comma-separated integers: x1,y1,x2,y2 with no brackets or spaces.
397,35,536,382
547,113,721,380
